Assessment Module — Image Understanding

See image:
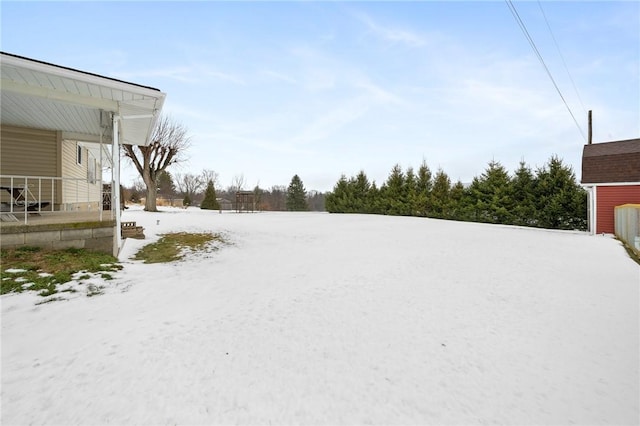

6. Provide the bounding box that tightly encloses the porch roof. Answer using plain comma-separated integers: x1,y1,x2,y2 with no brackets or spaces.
0,51,166,146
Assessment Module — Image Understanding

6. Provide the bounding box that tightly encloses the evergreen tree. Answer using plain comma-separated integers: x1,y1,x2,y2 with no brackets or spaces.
380,164,406,215
325,175,348,213
534,156,587,230
157,171,176,198
286,174,308,211
368,181,382,215
404,167,418,216
351,171,372,213
183,193,192,208
467,160,513,224
511,160,537,226
200,180,220,210
431,168,451,218
449,180,470,221
415,161,433,217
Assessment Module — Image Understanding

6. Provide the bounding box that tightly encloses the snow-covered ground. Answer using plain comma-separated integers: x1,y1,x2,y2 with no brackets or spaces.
2,206,639,425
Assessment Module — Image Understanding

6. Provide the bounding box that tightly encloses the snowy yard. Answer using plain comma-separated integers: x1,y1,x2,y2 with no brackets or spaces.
2,207,639,425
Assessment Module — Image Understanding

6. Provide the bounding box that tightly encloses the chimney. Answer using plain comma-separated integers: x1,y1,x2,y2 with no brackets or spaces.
588,110,592,144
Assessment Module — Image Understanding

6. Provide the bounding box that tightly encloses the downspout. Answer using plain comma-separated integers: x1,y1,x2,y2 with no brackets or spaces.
112,115,122,256
584,185,597,235
591,185,597,235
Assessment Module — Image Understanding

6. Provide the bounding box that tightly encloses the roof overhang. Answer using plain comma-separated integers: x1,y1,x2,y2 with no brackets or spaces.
0,52,166,146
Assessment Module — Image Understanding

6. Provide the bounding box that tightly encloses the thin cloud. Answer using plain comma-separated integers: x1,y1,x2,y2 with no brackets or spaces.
288,45,339,91
303,68,337,91
261,70,298,85
201,69,246,85
113,65,245,85
113,66,198,83
290,95,375,145
161,103,212,121
197,129,315,157
354,78,405,106
355,11,427,47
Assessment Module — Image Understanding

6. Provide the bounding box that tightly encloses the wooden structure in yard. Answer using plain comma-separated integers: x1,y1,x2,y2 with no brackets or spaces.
121,221,145,239
235,191,255,213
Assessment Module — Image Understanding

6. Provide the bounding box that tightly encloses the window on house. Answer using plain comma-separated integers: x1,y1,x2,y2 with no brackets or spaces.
77,144,83,165
88,158,96,184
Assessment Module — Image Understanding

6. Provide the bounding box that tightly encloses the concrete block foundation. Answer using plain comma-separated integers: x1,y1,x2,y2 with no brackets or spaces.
1,221,116,255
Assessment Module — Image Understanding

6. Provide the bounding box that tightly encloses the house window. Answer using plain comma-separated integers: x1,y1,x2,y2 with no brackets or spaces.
77,144,83,165
88,158,96,184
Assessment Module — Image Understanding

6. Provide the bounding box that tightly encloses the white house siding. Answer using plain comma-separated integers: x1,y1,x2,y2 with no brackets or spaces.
0,125,59,207
61,140,102,211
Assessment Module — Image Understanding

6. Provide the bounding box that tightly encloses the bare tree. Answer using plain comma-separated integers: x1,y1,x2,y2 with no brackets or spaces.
268,185,287,211
228,174,246,193
201,169,219,189
253,182,263,211
173,172,186,195
132,177,146,194
175,173,204,198
128,178,146,203
123,115,190,211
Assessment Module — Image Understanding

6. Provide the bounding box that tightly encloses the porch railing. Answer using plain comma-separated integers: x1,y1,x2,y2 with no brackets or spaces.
0,175,114,225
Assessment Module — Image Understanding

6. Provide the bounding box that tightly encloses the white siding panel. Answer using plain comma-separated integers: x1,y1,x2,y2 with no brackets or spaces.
0,125,59,207
61,140,101,206
0,125,57,176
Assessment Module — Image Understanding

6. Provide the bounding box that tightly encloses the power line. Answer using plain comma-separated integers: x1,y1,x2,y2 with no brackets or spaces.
537,0,588,117
505,0,587,142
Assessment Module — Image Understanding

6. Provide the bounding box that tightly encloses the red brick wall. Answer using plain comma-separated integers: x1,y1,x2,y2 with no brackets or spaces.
596,185,640,234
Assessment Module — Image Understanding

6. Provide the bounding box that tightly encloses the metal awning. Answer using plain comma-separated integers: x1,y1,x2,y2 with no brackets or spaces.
0,51,166,146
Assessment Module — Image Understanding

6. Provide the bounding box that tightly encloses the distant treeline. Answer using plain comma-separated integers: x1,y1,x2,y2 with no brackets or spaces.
123,170,326,211
325,156,587,231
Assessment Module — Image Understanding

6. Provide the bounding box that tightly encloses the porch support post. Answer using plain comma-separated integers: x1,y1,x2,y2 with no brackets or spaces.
99,129,103,222
112,115,122,256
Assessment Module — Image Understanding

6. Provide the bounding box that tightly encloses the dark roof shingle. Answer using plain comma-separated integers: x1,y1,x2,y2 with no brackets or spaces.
581,138,640,184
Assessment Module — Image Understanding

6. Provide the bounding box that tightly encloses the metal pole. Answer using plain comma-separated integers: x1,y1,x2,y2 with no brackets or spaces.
99,129,103,222
87,164,90,210
112,115,122,255
23,177,27,224
9,176,13,214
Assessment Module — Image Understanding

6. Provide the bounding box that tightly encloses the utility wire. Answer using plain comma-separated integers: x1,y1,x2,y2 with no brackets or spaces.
537,0,588,117
505,0,587,142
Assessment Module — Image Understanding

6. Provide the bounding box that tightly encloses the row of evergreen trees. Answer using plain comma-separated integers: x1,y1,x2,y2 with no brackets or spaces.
325,156,587,230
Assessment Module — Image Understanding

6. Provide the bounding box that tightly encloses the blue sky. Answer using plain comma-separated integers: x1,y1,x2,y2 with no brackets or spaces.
2,1,639,192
